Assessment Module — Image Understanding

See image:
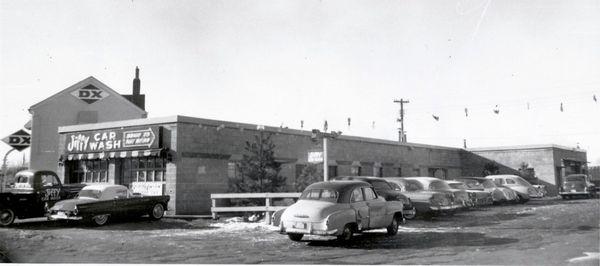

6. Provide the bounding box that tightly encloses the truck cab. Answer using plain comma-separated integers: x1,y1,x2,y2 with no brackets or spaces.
0,170,85,226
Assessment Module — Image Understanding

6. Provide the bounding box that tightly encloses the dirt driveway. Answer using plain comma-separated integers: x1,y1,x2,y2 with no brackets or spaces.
0,197,598,264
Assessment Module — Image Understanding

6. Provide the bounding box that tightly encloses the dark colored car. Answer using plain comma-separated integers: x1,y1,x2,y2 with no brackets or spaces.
559,174,598,199
333,176,416,219
0,170,85,226
48,184,170,226
384,177,461,217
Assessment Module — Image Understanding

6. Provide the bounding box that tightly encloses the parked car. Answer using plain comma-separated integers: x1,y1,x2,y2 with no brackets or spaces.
333,176,416,219
277,180,404,242
454,177,519,204
47,184,170,226
485,175,538,203
445,180,493,206
398,177,472,208
384,177,460,218
0,170,85,226
559,174,598,199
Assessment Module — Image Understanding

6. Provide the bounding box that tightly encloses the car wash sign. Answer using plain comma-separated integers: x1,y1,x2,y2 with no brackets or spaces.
2,129,31,151
65,126,160,153
70,84,110,104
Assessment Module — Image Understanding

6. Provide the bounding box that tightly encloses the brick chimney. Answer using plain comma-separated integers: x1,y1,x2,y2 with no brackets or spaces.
122,66,146,110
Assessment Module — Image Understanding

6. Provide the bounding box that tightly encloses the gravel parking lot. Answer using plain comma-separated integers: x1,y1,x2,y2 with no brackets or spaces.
0,197,598,265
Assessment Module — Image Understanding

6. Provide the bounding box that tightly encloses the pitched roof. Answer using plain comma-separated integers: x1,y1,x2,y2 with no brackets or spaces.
28,76,147,114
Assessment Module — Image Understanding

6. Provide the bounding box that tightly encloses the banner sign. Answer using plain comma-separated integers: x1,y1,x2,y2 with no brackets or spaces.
2,129,31,151
131,182,164,196
65,126,160,153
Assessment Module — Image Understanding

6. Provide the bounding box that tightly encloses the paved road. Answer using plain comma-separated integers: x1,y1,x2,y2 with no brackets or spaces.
0,197,598,264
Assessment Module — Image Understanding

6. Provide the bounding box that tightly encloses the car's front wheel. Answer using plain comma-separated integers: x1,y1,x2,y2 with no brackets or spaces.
91,214,109,226
386,216,400,236
0,208,15,227
288,233,303,241
149,203,165,220
337,224,354,242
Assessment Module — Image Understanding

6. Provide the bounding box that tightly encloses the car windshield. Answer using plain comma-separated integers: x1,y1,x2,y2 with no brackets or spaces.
404,180,424,191
459,179,485,189
78,189,102,199
514,176,532,186
300,189,339,202
449,183,468,190
566,176,585,182
429,181,452,190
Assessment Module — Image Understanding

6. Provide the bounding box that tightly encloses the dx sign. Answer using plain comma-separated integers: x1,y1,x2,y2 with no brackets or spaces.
2,129,31,151
70,84,110,104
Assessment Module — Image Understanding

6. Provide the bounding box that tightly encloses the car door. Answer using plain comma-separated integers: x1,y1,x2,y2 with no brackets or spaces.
364,187,387,228
349,187,369,231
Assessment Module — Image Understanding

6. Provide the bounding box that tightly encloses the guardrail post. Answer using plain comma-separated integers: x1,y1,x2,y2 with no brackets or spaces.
211,198,218,220
265,194,272,225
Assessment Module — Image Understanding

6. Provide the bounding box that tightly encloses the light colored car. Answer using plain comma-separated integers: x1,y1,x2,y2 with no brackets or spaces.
454,177,519,204
485,175,538,203
446,180,493,206
559,174,598,199
384,177,460,218
278,181,404,242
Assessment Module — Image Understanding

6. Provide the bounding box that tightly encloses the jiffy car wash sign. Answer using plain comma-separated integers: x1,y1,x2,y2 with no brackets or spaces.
70,84,110,104
65,126,161,153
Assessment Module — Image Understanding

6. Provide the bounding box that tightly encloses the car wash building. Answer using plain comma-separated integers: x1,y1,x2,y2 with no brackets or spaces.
56,115,465,215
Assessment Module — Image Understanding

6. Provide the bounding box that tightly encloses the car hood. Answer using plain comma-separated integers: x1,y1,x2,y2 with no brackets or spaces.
51,198,98,211
281,199,341,222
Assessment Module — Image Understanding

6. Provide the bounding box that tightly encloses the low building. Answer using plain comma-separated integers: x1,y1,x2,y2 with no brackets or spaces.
57,115,465,215
466,145,588,195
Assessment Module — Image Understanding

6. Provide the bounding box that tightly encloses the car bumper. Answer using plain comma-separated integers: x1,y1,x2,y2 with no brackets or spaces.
280,220,338,236
559,192,589,196
46,212,82,221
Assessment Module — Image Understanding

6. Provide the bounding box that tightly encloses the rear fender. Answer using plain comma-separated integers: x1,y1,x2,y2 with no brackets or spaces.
325,209,356,234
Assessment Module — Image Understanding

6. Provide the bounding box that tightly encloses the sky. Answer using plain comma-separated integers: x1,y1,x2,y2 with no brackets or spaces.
1,0,599,166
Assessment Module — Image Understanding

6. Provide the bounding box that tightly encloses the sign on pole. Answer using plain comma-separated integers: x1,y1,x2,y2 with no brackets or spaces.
2,129,31,151
308,151,323,163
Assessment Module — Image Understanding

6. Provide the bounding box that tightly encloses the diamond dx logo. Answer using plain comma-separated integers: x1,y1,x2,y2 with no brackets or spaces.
70,85,110,104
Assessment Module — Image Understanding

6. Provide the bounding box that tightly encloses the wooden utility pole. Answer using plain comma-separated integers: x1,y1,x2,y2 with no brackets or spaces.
393,99,409,143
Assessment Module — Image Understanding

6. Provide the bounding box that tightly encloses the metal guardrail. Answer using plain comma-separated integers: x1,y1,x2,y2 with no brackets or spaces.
210,192,301,224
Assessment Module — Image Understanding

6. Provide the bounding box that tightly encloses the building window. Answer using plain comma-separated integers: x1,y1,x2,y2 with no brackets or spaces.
228,162,240,178
328,165,338,178
68,159,108,184
123,157,167,183
395,167,402,177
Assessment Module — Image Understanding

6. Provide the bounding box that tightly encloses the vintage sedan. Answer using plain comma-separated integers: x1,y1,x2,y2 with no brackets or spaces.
454,177,519,204
445,180,493,206
278,181,404,242
384,177,460,218
333,176,416,219
559,174,598,199
47,184,170,226
485,175,538,203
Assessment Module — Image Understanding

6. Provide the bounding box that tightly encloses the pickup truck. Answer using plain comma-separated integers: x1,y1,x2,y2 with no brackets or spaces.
0,170,85,226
